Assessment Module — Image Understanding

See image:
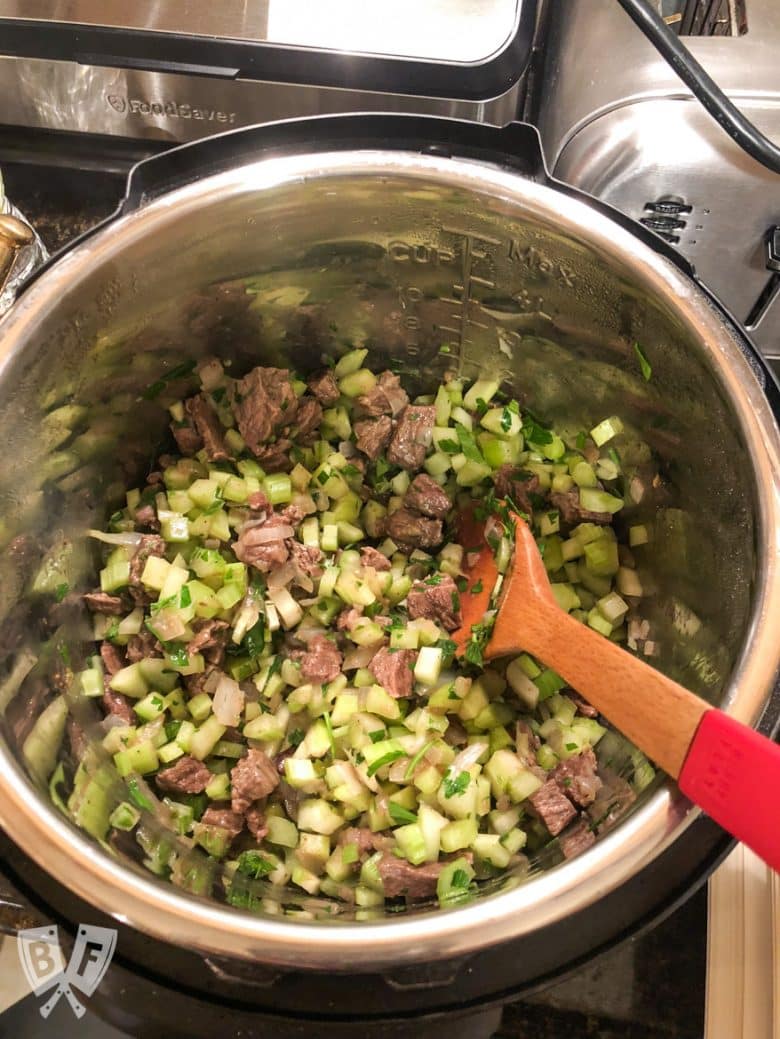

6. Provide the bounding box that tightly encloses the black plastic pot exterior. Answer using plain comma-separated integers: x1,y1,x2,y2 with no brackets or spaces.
0,115,779,1026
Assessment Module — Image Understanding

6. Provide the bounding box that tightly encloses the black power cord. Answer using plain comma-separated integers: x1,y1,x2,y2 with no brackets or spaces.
615,0,780,175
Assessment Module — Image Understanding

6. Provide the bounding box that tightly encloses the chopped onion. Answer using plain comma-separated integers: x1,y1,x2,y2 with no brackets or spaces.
246,523,295,543
267,586,303,629
204,669,223,694
213,674,245,727
291,568,314,594
197,357,224,392
451,741,487,774
88,529,144,547
342,644,377,670
290,492,317,516
267,562,295,591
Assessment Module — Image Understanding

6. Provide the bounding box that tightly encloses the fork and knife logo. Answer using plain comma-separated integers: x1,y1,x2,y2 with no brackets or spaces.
17,923,117,1018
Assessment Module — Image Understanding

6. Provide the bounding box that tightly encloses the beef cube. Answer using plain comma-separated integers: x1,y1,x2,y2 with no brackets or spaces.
289,541,324,579
360,546,391,571
185,393,230,462
228,367,298,455
552,747,602,809
569,692,599,718
387,405,435,471
129,534,166,588
528,779,577,836
232,515,291,572
494,466,541,516
170,415,202,456
255,438,294,474
559,818,596,860
378,855,444,900
187,619,230,665
354,370,407,418
248,490,270,512
386,508,443,550
404,473,451,519
370,646,416,699
126,630,163,663
406,574,461,632
102,689,135,725
245,805,268,841
338,827,393,857
294,634,342,684
293,397,323,443
156,755,212,795
200,805,244,838
99,641,125,675
83,591,124,615
134,503,160,532
336,606,363,632
230,748,280,814
549,489,611,530
354,416,393,461
307,370,340,406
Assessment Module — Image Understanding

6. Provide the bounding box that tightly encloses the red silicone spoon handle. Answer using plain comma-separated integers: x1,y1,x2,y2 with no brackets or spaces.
678,709,780,872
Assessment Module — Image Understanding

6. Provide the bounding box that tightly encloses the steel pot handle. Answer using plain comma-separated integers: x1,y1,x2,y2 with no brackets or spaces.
0,213,34,300
121,114,551,212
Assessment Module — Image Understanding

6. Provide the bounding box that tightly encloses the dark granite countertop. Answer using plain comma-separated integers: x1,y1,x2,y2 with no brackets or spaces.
0,160,709,1039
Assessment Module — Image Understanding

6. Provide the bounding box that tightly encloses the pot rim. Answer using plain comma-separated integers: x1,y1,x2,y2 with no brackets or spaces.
1,149,779,970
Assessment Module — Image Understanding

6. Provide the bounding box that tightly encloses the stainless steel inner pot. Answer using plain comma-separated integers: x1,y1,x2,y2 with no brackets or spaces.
1,127,779,974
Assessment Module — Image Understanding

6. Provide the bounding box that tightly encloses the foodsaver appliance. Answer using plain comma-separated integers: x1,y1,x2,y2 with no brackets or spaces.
535,0,780,365
0,114,779,1035
0,0,538,150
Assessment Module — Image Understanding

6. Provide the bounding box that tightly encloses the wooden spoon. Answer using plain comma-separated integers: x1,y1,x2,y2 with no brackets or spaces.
453,510,780,872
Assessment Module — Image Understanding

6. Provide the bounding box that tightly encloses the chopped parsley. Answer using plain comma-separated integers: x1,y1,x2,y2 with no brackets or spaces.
464,619,493,668
288,728,305,748
242,617,266,658
369,729,388,744
389,803,418,825
237,851,275,879
443,770,471,799
521,412,553,446
500,408,513,433
455,424,484,462
367,749,405,777
54,582,69,603
634,341,652,381
142,359,197,400
126,778,153,812
471,578,484,594
576,431,588,450
166,645,190,668
451,868,470,889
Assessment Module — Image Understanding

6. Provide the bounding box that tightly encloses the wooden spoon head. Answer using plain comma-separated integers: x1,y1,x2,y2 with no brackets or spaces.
453,507,556,661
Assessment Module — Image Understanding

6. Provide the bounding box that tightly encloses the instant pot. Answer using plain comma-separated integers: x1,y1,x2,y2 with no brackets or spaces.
0,114,779,1037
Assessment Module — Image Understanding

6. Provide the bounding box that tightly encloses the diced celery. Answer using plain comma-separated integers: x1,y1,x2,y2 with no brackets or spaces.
158,740,185,764
598,591,629,623
629,524,649,547
455,459,492,487
463,379,499,410
109,663,149,699
114,740,159,776
500,828,528,854
473,833,512,869
584,538,619,576
339,368,376,398
551,582,581,613
570,460,597,488
266,816,299,850
579,487,624,516
109,802,141,832
365,684,401,721
140,555,171,591
440,817,478,853
334,347,368,378
590,415,624,447
297,799,344,836
189,716,226,760
414,646,443,686
617,566,644,597
436,855,475,907
480,406,521,439
394,823,427,865
133,691,167,723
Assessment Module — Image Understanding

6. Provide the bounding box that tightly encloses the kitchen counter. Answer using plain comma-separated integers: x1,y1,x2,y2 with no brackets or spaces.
0,160,709,1039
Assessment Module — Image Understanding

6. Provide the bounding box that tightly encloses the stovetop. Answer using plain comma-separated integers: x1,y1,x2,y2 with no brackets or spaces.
0,158,709,1039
